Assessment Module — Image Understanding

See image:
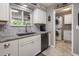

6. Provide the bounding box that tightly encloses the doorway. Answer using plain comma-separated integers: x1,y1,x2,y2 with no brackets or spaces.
54,5,73,55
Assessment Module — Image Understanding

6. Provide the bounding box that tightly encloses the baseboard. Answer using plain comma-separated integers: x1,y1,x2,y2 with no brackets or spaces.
50,45,55,48
72,53,79,56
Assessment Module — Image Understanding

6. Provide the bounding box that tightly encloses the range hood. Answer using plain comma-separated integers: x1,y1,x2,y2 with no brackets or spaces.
0,20,7,25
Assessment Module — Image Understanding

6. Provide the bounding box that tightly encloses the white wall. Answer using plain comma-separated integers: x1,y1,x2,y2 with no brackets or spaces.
72,4,79,55
46,8,54,45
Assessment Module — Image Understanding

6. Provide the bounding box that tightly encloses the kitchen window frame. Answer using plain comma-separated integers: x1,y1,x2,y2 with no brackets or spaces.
9,4,32,27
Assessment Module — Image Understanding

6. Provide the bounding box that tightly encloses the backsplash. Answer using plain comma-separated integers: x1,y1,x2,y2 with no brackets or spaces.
0,23,40,36
63,24,72,30
0,25,5,31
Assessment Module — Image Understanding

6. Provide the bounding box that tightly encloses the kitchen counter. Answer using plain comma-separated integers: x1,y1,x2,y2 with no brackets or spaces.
0,31,49,43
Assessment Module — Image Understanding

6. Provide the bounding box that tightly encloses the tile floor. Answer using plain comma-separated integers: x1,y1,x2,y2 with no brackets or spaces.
42,40,73,56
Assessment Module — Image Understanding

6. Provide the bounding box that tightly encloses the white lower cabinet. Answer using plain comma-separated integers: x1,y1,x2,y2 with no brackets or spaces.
0,35,41,56
0,40,18,56
64,30,71,41
19,35,41,56
32,39,41,55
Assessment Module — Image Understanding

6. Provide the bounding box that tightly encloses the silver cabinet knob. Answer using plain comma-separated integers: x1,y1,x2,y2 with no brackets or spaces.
31,41,34,44
4,53,10,56
4,43,10,49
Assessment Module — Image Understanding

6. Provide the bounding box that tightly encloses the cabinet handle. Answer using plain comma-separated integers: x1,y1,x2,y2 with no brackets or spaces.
21,41,34,47
4,53,11,56
4,43,10,49
25,41,34,44
31,41,34,43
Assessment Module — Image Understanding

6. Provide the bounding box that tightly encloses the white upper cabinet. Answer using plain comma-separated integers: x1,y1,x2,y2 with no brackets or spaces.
33,8,46,24
0,3,9,21
64,14,72,24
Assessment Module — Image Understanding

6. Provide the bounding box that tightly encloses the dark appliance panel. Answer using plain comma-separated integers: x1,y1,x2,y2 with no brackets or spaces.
40,24,46,31
41,33,49,52
78,13,79,25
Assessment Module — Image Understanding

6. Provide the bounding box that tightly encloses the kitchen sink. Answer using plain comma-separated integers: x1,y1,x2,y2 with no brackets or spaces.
17,32,35,36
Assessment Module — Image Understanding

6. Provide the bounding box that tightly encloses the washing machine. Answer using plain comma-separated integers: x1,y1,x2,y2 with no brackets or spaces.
56,28,62,40
56,16,63,28
55,16,62,40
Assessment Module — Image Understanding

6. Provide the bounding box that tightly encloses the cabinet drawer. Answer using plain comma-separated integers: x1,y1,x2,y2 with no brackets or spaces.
32,35,41,41
0,50,18,56
0,40,18,50
19,35,41,46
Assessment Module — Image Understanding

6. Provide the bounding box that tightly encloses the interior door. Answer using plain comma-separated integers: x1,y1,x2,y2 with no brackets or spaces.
53,10,56,47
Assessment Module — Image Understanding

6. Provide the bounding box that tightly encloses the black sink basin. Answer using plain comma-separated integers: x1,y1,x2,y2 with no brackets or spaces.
17,32,35,36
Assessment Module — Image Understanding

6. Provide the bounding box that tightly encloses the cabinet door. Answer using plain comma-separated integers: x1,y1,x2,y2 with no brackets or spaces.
19,35,41,56
33,8,46,24
41,10,46,24
7,40,19,56
0,40,18,56
0,3,9,21
32,35,41,55
64,31,71,41
33,39,41,55
33,8,39,23
43,11,46,24
64,14,72,24
19,37,35,56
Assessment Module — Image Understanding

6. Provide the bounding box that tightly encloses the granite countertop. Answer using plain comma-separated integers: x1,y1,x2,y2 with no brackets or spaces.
0,31,49,43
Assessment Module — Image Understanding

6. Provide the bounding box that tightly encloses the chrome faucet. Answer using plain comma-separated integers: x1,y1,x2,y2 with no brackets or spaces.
25,25,32,32
25,25,27,32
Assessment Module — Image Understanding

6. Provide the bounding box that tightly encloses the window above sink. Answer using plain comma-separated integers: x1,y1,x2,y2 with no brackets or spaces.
9,3,33,26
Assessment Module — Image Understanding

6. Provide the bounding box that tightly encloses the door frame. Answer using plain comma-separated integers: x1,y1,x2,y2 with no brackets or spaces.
53,5,73,54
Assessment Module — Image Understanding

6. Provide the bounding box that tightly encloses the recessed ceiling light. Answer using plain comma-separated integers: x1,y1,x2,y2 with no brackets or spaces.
11,9,18,13
63,8,71,11
23,4,27,7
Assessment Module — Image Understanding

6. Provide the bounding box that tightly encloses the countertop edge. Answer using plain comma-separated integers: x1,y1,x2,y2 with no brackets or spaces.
0,31,49,43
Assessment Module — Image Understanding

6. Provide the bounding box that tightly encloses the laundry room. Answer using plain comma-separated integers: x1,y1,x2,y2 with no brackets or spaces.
55,5,72,55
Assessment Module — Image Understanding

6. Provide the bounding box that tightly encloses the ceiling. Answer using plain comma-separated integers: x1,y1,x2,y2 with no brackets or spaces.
41,3,71,9
41,3,57,7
